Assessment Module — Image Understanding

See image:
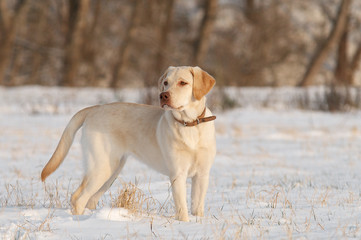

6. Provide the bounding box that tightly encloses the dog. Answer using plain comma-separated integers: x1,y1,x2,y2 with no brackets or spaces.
41,66,216,222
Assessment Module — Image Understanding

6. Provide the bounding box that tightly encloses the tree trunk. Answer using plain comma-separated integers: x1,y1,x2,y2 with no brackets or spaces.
155,0,174,75
348,43,361,85
297,0,351,87
140,0,175,105
61,0,90,86
245,0,258,23
110,0,140,89
0,0,29,85
83,0,101,86
334,8,361,86
334,17,350,84
192,0,218,66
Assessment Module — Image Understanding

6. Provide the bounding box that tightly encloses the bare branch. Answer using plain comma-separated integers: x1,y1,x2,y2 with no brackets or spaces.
193,0,218,66
298,0,352,87
155,0,174,75
320,1,334,21
61,0,90,86
110,0,140,88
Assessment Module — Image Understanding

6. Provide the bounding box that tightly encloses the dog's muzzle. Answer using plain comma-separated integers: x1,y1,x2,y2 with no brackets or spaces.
160,92,170,108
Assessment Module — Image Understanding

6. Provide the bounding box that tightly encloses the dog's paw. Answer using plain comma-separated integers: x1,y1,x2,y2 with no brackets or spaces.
176,216,190,222
86,200,97,210
175,213,190,222
191,208,204,217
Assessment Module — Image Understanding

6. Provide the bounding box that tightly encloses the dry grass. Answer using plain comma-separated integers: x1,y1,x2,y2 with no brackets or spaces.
42,180,71,209
110,181,148,215
2,181,38,208
16,208,55,233
2,174,361,239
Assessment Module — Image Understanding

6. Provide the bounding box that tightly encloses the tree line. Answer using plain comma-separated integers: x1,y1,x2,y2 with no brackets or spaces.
0,0,360,88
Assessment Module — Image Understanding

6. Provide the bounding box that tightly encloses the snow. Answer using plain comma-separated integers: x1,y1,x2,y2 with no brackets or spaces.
1,86,361,239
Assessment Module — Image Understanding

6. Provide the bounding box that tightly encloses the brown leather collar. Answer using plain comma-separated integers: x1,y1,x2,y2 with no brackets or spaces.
174,108,216,127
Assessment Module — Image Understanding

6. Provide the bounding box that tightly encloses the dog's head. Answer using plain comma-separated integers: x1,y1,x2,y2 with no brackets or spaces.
158,66,215,111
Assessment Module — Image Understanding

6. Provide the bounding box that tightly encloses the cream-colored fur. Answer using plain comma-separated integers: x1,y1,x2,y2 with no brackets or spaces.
41,66,216,222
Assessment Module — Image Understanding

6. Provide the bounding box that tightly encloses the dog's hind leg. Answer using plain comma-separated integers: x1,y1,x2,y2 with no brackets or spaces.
71,143,117,215
71,176,88,209
72,167,113,214
86,155,127,210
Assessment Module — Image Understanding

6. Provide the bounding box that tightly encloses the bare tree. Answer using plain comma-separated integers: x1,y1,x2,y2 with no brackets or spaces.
0,0,357,88
155,0,174,75
25,1,49,85
0,0,29,85
110,0,140,89
298,0,352,87
335,34,361,85
349,44,361,84
61,0,90,86
192,0,218,66
209,0,294,86
244,0,257,23
81,0,101,86
334,17,350,84
334,12,361,85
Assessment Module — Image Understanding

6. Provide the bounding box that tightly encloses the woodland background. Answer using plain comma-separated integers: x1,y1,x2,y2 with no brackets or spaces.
0,0,360,89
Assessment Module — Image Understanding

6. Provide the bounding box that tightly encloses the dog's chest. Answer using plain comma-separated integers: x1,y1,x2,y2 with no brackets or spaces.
176,126,202,150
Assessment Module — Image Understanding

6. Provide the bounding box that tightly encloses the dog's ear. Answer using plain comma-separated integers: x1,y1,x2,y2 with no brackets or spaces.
190,66,216,100
158,66,174,92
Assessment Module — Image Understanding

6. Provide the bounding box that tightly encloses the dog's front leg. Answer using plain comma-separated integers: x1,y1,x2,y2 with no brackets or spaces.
191,173,209,217
170,173,189,222
191,146,215,217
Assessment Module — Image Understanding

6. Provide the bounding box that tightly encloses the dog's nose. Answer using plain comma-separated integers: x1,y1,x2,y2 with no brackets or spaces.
160,92,170,101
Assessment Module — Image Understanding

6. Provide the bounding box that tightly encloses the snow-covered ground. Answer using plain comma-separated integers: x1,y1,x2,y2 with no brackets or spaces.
1,86,361,239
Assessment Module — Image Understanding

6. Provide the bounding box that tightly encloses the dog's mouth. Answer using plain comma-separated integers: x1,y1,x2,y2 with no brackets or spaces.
161,104,183,111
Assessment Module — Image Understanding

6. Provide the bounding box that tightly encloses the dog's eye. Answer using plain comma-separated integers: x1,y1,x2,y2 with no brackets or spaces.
179,81,187,86
164,81,168,86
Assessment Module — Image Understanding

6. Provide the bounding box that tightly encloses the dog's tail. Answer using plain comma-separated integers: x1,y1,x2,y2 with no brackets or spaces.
41,106,96,182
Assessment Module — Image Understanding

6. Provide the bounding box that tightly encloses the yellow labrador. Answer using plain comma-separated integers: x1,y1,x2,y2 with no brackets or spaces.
41,66,216,222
